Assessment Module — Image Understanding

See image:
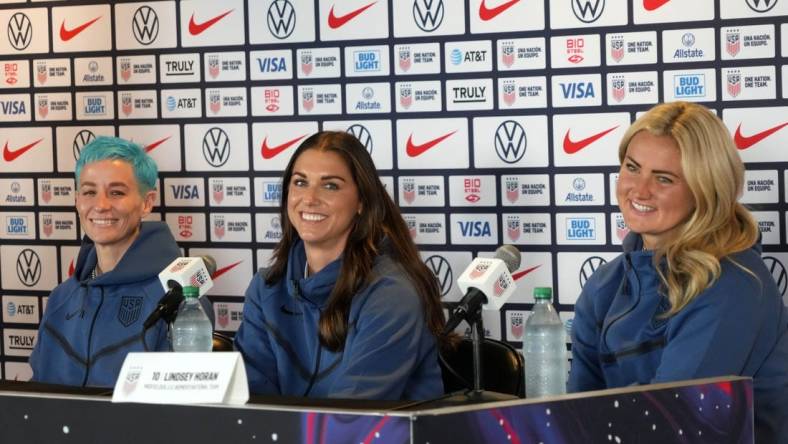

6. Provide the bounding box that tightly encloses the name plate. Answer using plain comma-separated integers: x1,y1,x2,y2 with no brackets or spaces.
112,352,249,405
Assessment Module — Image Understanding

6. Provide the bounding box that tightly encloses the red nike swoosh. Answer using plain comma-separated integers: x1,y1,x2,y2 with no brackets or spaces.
188,10,234,36
734,122,788,150
406,131,457,157
479,0,521,21
563,126,619,154
144,136,171,153
211,260,243,280
261,134,307,160
59,16,102,42
68,259,75,277
643,0,671,11
328,2,376,29
511,264,541,281
3,139,44,162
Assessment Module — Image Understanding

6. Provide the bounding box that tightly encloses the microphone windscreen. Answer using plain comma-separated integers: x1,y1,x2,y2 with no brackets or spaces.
201,255,217,277
495,245,521,273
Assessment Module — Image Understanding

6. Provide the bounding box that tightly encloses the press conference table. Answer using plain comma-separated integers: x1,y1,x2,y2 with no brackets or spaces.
0,376,753,443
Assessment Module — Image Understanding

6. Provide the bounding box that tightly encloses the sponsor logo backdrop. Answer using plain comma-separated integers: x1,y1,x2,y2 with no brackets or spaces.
0,0,786,379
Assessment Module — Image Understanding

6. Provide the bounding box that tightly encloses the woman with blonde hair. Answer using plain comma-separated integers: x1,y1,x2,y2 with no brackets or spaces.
569,102,788,442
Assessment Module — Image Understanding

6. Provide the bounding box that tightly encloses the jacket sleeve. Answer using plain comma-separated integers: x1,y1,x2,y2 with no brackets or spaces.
652,264,769,382
234,274,280,395
568,273,608,392
327,278,436,400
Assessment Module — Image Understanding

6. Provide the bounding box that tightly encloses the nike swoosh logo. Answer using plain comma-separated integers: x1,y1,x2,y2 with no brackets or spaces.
3,138,44,162
479,0,521,21
734,122,788,150
211,260,243,280
327,2,376,29
261,135,307,160
144,136,171,153
188,10,234,36
563,126,619,154
68,259,75,277
511,264,541,281
405,131,457,157
643,0,671,11
59,16,102,42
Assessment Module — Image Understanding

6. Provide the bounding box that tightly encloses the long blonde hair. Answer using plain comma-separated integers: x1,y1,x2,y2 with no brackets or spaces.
618,102,759,316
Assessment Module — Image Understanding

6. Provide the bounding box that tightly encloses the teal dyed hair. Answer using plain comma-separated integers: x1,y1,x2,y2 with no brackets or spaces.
74,136,158,194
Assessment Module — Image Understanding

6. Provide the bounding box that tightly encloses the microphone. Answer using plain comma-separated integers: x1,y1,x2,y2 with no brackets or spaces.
443,245,521,335
143,256,217,331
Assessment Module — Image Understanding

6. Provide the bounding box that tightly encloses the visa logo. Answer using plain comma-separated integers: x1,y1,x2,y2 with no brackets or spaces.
458,221,491,237
256,57,287,73
1,101,26,115
171,185,200,199
560,82,595,99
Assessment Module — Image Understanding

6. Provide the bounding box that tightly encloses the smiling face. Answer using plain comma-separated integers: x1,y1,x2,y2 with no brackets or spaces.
286,149,361,262
616,130,696,250
76,159,155,257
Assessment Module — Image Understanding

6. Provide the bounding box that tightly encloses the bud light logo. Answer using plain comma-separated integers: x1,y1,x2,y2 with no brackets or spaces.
673,74,705,98
6,216,28,235
567,218,596,240
353,50,380,73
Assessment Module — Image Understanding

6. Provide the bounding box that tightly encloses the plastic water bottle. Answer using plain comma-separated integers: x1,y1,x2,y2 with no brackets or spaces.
171,286,213,352
524,287,567,398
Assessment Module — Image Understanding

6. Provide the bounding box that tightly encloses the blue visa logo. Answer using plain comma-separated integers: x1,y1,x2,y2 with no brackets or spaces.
171,185,200,200
458,221,492,237
256,57,287,73
353,50,380,72
566,218,595,240
674,74,705,98
560,82,595,99
1,101,26,115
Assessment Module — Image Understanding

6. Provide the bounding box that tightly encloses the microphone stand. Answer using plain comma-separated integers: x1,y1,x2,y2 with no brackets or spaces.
414,305,519,408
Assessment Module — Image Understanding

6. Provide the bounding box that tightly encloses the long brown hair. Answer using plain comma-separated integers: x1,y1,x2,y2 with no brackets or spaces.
266,131,448,351
618,102,759,315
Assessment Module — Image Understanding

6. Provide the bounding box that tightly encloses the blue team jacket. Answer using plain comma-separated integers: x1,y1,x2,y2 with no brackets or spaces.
234,240,443,400
30,222,180,387
569,232,788,443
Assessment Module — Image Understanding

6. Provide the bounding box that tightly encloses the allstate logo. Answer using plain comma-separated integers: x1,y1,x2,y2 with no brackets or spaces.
681,32,695,47
572,177,586,191
450,49,463,65
361,86,374,100
7,302,16,317
166,96,176,111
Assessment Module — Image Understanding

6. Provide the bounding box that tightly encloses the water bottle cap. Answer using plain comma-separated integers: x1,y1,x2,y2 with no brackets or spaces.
182,286,199,298
533,287,552,300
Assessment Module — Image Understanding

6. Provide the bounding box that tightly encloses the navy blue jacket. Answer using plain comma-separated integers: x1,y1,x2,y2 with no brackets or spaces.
569,233,788,443
30,222,180,387
234,240,443,400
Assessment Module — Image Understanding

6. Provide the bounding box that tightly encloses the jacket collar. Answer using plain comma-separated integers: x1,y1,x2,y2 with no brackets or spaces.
285,240,342,308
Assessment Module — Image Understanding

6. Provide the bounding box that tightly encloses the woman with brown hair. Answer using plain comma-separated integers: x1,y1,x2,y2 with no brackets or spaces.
235,131,447,400
569,102,788,442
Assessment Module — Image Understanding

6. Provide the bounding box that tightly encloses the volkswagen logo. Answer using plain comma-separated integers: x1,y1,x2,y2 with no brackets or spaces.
73,129,96,161
132,6,159,46
202,127,231,167
16,248,42,287
579,256,607,288
413,0,444,33
7,12,32,51
347,124,373,154
763,256,787,297
425,255,453,297
572,0,605,23
494,120,527,164
746,0,777,12
267,0,296,39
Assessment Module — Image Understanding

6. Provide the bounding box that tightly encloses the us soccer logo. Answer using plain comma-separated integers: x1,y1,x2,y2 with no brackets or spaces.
502,81,516,107
507,217,521,242
42,214,53,237
120,59,132,82
217,305,229,328
213,180,224,204
402,180,415,203
469,262,490,279
209,90,221,114
726,30,740,57
505,177,519,203
121,93,133,116
727,71,741,98
208,55,220,79
399,85,412,109
36,62,47,84
300,52,313,76
405,216,417,238
510,312,524,340
501,43,515,68
611,76,626,102
610,36,624,63
37,96,48,118
41,180,52,203
214,217,225,239
302,89,314,111
398,47,412,72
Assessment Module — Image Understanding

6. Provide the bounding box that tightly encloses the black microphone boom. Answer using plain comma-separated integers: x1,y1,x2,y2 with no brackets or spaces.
142,285,183,330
